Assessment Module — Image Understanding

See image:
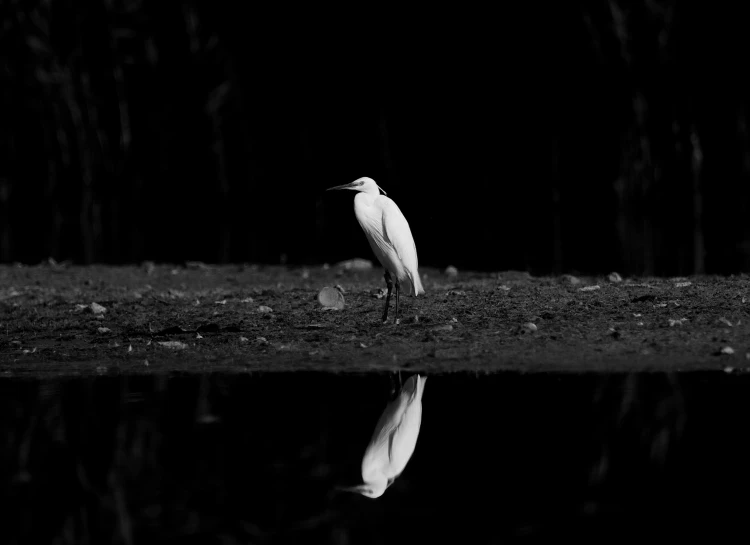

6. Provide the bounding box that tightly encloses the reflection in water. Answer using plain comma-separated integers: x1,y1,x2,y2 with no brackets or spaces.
342,374,426,499
1,372,750,543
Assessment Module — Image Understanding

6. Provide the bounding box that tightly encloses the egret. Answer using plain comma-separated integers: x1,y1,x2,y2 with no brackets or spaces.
342,374,427,499
326,177,424,324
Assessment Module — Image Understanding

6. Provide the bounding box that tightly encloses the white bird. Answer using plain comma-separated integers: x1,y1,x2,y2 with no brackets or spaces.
326,177,424,323
343,374,427,498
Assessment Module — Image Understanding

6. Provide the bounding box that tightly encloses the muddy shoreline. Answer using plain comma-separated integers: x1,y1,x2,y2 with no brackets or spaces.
2,264,748,377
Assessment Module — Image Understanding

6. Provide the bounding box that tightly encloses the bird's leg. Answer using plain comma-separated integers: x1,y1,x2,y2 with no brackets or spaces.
394,282,401,325
382,271,393,323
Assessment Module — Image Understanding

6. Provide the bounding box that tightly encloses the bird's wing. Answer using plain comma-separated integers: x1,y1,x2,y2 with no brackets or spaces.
381,198,418,271
362,377,421,473
380,197,423,295
362,376,427,484
354,197,392,264
361,394,406,483
380,376,421,460
367,392,409,455
386,376,425,475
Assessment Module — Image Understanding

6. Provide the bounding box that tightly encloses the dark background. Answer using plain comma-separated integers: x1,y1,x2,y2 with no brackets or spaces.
2,1,750,275
3,372,750,543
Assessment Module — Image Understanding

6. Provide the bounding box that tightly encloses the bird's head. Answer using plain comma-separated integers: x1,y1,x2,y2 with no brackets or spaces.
336,482,387,499
326,177,386,196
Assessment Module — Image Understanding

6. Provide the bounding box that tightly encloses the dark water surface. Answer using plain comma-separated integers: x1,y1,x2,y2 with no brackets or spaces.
2,371,749,544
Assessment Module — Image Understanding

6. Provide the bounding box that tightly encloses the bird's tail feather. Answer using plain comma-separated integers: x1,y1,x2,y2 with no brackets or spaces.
409,271,425,296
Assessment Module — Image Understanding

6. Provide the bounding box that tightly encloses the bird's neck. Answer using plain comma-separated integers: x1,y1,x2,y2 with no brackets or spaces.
365,480,387,498
353,192,379,214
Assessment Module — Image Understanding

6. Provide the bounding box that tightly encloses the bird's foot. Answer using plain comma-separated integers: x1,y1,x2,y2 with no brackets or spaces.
379,317,400,325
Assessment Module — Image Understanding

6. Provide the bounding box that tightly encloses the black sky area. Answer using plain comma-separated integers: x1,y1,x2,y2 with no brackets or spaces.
1,2,749,274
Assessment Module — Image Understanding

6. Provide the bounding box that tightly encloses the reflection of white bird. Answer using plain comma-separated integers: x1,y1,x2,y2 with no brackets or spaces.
326,177,424,324
344,374,427,499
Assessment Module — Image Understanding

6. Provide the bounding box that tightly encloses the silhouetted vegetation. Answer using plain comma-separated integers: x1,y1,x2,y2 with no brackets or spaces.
1,1,749,274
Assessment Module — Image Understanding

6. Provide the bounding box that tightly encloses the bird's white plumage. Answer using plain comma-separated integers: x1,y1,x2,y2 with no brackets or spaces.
325,176,424,323
353,192,424,296
356,374,427,498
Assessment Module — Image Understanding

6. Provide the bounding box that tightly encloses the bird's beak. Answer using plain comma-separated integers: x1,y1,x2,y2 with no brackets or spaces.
326,182,356,191
335,484,367,494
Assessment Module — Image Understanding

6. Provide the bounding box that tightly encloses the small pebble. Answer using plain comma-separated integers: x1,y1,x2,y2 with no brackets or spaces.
336,258,373,270
318,287,345,309
158,341,188,350
444,265,458,277
721,346,735,355
372,288,387,299
608,272,623,283
257,305,273,313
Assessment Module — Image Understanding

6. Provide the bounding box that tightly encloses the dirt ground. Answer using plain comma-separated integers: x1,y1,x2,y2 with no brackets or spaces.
1,261,749,377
